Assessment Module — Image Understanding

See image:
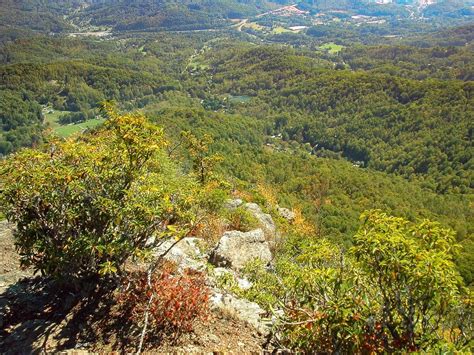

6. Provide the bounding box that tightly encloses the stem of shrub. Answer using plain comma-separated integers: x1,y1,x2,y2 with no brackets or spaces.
137,269,154,354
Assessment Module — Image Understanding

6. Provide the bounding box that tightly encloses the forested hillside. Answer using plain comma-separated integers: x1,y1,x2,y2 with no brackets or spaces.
0,0,473,352
1,26,473,279
0,0,283,37
71,0,279,31
1,0,472,41
198,45,473,193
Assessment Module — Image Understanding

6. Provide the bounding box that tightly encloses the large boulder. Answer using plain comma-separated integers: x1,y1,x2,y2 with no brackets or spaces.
243,203,276,238
209,229,272,271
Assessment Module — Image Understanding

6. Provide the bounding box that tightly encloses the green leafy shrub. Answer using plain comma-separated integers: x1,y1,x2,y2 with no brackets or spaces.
352,210,465,351
181,131,223,184
272,240,368,353
224,206,259,232
0,105,197,282
214,269,241,293
241,258,283,309
197,183,228,214
241,211,471,352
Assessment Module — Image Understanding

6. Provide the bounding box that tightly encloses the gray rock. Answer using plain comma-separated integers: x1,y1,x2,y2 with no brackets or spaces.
237,277,253,290
210,290,270,335
224,198,243,209
210,290,224,305
243,203,276,238
154,237,206,271
278,207,296,222
209,229,272,271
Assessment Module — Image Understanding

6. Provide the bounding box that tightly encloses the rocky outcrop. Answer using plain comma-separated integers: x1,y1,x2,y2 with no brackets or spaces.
209,229,272,271
225,199,277,238
243,203,276,238
149,201,277,336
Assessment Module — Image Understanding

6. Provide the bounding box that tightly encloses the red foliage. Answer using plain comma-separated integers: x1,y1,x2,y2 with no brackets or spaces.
118,262,210,341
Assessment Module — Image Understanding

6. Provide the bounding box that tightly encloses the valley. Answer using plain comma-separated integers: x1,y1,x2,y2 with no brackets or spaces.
0,0,473,353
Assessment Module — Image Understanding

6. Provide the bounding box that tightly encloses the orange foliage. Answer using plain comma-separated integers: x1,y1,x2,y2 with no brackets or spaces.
118,262,210,342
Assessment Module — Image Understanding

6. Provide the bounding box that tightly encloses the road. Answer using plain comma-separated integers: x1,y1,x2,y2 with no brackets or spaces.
234,4,300,32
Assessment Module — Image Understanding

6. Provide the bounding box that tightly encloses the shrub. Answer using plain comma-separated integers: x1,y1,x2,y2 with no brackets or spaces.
241,211,470,352
181,131,223,184
271,240,368,354
224,206,259,232
0,105,197,282
197,181,229,213
191,213,227,244
352,210,465,351
118,262,210,343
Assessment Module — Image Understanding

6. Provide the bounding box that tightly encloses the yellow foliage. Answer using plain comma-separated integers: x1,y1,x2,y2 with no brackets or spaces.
256,182,278,207
232,188,254,202
293,207,317,237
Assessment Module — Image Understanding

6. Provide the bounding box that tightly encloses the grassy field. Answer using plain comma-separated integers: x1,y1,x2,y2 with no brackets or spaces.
272,26,293,34
53,119,105,137
228,95,252,104
43,109,68,127
43,109,105,138
319,42,344,54
243,22,266,31
187,60,210,72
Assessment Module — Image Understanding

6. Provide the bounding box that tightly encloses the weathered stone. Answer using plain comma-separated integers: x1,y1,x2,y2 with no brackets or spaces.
209,229,272,271
277,207,296,222
243,203,276,238
154,237,206,271
210,290,270,335
237,277,252,290
224,198,243,209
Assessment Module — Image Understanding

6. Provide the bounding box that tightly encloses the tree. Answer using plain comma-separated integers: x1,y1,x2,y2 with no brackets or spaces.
181,131,222,184
0,105,198,283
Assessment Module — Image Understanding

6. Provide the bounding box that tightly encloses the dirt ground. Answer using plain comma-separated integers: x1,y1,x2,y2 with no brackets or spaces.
0,221,34,291
0,221,269,353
